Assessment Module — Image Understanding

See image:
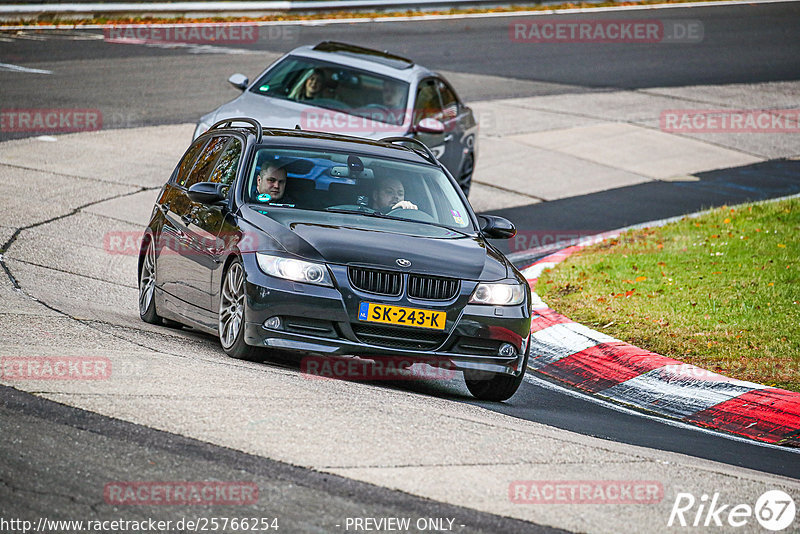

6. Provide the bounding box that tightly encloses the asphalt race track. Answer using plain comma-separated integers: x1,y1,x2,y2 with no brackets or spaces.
1,3,800,533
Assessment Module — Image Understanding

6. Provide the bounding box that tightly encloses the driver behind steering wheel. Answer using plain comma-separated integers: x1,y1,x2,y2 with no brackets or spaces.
371,177,417,213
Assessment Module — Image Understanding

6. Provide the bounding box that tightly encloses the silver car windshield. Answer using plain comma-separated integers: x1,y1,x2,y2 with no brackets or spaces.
247,147,474,231
250,56,410,127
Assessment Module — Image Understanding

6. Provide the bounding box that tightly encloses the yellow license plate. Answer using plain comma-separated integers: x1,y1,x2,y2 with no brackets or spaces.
358,302,445,330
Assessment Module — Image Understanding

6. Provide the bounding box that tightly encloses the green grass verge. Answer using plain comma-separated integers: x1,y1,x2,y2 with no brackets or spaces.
537,197,800,392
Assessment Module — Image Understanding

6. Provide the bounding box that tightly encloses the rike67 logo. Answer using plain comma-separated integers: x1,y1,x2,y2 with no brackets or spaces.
668,490,796,531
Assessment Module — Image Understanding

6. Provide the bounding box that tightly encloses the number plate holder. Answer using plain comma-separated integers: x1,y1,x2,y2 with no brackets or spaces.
358,302,445,330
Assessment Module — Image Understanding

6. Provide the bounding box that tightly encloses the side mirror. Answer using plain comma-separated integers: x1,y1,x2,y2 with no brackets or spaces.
188,182,227,204
414,117,445,134
479,215,516,239
228,73,249,91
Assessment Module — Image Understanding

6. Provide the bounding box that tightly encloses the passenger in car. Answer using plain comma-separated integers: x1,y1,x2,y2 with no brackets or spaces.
371,177,418,213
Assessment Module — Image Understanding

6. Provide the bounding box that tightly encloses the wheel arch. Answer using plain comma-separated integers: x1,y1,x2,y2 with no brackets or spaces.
214,248,244,310
137,230,154,283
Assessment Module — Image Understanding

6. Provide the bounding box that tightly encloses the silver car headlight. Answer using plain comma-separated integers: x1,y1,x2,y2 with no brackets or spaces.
469,282,525,306
256,253,333,287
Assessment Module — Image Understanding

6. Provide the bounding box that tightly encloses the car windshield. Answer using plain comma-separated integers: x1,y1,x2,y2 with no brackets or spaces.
249,56,410,126
246,147,474,231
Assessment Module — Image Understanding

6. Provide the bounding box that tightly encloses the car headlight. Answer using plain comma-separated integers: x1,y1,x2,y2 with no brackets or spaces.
469,282,525,306
193,121,211,140
256,253,333,287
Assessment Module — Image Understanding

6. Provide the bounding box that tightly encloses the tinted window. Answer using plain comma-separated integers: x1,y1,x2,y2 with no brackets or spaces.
436,79,459,120
174,138,208,186
414,79,442,121
181,136,228,188
208,138,242,186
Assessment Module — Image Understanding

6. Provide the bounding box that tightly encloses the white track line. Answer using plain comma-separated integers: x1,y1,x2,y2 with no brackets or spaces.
0,63,52,74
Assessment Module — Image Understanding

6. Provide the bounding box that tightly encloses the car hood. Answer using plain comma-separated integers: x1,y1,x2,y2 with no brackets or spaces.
208,92,407,139
241,207,509,281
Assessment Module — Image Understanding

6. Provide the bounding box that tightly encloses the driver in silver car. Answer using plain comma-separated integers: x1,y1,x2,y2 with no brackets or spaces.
296,68,326,101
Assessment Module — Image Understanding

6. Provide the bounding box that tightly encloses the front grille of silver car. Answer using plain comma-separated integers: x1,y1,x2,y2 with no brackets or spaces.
348,266,402,296
408,274,460,300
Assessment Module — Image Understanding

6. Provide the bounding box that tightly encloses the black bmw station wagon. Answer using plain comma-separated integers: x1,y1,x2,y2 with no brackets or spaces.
139,118,531,401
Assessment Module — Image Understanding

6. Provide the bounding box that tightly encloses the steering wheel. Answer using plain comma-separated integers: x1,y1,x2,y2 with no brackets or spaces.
364,103,393,113
312,98,350,110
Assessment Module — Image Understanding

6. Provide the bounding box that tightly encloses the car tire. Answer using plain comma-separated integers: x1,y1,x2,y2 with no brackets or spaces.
138,238,162,325
219,257,260,361
458,153,474,197
463,347,529,402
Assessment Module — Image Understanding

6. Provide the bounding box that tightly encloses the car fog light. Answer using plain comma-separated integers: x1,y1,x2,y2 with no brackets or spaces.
264,316,282,330
498,343,516,357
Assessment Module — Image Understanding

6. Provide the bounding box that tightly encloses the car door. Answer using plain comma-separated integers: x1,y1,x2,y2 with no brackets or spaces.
157,136,209,301
411,79,445,158
162,135,230,311
435,78,476,181
193,136,243,313
411,77,463,176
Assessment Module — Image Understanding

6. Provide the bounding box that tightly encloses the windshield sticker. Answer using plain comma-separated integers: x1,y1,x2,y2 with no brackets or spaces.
451,209,465,225
257,193,271,202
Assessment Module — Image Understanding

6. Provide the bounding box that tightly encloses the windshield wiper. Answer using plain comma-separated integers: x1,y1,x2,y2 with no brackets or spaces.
325,206,380,215
324,207,472,235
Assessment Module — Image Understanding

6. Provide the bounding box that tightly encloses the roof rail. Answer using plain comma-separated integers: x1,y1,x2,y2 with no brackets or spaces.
379,136,438,166
208,117,263,143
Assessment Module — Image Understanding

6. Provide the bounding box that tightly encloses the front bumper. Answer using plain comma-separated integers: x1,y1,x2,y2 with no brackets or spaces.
240,255,531,376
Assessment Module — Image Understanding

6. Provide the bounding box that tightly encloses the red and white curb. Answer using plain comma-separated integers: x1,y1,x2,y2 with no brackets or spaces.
521,244,800,447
